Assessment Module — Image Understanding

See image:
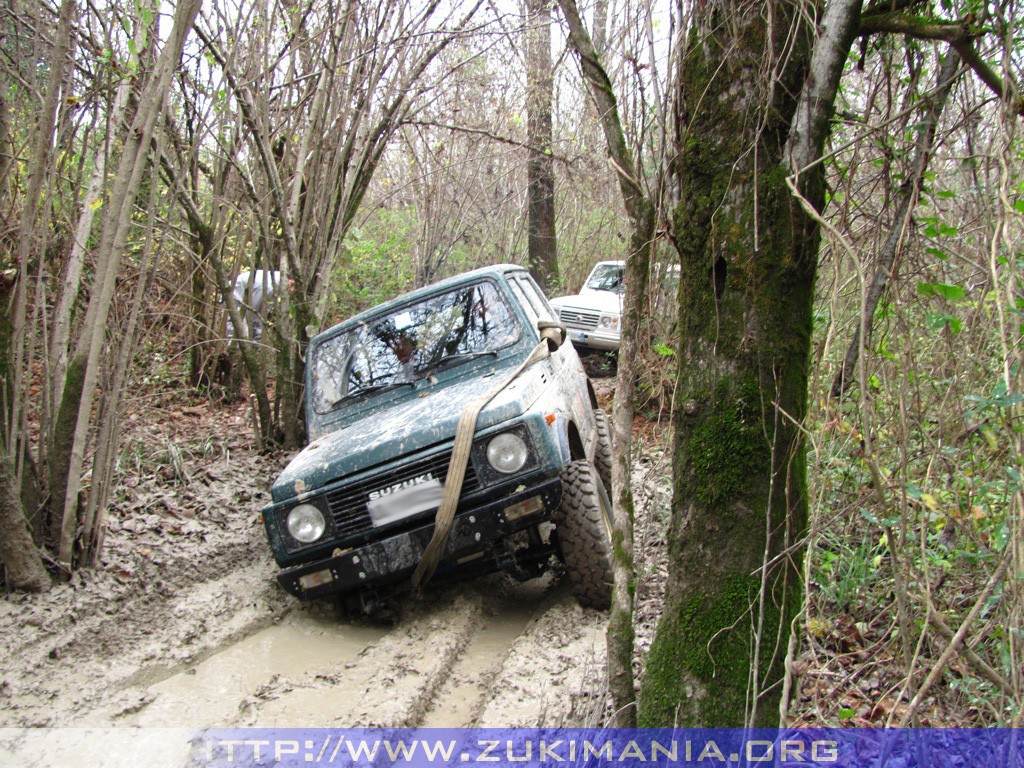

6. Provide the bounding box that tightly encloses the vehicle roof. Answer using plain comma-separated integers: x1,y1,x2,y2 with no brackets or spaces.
310,263,528,347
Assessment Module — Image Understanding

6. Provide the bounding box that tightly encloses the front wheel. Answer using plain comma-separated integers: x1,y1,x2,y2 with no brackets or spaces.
554,460,614,609
593,408,613,494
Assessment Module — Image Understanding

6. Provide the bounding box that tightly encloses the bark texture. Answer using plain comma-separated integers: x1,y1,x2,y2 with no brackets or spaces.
639,3,822,727
0,452,50,592
526,0,558,293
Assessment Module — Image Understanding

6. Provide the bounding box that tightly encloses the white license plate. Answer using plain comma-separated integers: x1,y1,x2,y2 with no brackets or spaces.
367,478,444,527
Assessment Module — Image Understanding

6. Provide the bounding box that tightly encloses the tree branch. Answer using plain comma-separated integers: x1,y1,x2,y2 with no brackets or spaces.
557,0,645,215
859,13,974,42
859,13,1024,117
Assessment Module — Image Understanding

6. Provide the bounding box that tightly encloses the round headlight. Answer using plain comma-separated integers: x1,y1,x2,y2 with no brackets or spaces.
486,432,529,474
286,503,326,543
599,314,620,330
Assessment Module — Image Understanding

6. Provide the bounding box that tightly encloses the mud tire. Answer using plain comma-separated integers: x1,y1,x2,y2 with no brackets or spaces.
555,460,614,609
593,408,613,494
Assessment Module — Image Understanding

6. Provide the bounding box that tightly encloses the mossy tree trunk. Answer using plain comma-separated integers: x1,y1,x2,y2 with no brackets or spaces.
0,450,50,592
0,274,49,592
637,1,850,727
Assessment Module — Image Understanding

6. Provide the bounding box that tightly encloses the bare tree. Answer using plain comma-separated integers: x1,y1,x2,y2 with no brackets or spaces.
558,0,664,726
196,0,486,448
831,50,962,398
0,0,204,577
525,0,558,292
47,0,203,566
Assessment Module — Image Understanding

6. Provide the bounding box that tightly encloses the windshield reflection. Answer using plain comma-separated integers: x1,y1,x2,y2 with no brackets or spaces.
311,280,522,414
586,264,625,294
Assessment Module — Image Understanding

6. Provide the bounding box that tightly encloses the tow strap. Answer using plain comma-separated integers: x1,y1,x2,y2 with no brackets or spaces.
411,320,566,592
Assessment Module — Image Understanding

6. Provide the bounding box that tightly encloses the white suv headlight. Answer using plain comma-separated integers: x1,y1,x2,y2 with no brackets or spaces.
486,432,529,474
286,503,326,543
599,314,620,330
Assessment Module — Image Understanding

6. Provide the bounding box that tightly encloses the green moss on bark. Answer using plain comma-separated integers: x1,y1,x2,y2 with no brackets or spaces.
639,571,801,727
688,380,769,507
640,0,817,730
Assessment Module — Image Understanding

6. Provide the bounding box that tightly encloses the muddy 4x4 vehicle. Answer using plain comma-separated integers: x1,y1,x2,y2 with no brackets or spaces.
262,265,614,613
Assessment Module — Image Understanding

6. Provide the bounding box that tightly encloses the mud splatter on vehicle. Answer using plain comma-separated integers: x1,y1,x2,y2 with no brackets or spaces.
262,265,615,614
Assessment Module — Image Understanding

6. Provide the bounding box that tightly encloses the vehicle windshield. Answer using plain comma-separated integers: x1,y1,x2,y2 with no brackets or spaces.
310,280,522,414
585,264,625,294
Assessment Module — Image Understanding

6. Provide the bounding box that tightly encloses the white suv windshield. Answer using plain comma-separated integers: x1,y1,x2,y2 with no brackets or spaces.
585,264,625,294
311,280,521,414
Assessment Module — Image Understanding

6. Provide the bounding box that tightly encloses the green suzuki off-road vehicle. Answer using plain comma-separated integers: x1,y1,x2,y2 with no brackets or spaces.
261,265,614,613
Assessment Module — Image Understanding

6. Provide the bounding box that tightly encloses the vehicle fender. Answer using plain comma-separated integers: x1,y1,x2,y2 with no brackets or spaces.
546,409,573,466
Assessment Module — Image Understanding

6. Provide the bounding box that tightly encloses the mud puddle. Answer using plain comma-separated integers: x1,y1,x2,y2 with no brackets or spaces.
126,611,388,728
101,574,608,730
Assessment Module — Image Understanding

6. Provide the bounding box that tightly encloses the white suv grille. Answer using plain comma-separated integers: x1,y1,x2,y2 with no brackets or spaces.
558,308,600,331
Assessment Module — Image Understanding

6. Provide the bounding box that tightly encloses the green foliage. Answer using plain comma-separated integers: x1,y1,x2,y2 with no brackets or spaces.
813,532,886,613
326,208,419,321
917,282,965,301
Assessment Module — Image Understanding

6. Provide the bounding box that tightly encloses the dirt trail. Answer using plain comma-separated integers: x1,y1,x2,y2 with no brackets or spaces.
101,577,606,730
0,375,670,735
0,447,610,731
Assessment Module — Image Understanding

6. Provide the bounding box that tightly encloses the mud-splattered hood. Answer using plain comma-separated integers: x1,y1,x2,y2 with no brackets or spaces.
270,359,550,503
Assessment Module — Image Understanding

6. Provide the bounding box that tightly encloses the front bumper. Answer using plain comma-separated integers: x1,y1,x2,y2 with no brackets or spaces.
276,478,562,600
567,328,620,351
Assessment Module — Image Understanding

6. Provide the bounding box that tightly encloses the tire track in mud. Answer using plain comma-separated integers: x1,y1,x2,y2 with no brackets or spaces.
418,586,540,728
102,575,607,729
3,514,608,730
2,535,609,730
417,576,608,728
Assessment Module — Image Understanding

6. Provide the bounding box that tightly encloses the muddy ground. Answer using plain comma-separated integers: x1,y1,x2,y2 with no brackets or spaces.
0,376,673,732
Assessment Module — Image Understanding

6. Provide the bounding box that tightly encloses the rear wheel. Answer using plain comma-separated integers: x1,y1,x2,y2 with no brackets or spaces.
554,460,614,609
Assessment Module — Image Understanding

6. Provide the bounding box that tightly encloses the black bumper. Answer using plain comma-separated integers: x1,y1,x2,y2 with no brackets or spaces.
276,478,562,600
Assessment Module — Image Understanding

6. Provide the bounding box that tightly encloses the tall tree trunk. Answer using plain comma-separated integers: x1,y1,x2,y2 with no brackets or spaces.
49,80,131,423
525,0,558,293
0,271,48,591
559,0,656,727
49,0,202,566
7,0,75,469
82,164,161,564
638,0,860,727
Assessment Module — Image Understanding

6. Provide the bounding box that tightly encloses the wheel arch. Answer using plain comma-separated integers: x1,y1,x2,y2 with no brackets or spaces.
566,419,587,462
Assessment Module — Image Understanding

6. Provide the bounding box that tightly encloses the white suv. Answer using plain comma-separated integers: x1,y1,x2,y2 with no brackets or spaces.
549,261,624,352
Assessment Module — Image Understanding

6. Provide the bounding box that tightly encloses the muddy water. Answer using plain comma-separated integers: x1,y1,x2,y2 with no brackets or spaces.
128,611,387,728
116,578,603,730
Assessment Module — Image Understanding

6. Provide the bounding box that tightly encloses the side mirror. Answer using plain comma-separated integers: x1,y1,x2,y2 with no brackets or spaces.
537,320,566,352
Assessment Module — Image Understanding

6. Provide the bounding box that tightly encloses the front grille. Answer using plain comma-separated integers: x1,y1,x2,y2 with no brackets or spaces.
322,449,479,539
558,308,600,331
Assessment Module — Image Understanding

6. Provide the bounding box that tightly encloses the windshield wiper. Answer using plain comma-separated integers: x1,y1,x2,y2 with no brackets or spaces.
418,350,498,377
331,380,415,408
